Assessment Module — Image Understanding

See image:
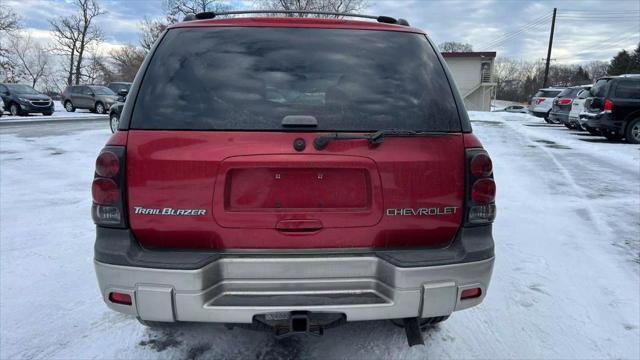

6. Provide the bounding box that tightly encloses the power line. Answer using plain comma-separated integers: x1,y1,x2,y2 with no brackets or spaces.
479,13,551,46
479,19,552,50
477,13,552,50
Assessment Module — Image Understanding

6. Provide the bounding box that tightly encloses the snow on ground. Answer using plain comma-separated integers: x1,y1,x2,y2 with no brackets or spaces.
0,101,106,122
0,114,639,359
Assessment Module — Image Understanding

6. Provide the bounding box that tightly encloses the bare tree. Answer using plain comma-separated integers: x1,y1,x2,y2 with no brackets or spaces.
253,0,367,16
73,0,104,85
0,5,21,82
8,33,51,87
85,47,113,84
438,41,473,52
49,0,104,85
0,7,20,32
110,45,146,81
165,0,231,21
50,17,81,85
140,17,168,52
584,60,610,80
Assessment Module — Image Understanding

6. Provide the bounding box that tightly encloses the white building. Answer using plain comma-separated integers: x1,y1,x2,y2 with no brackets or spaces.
442,52,496,111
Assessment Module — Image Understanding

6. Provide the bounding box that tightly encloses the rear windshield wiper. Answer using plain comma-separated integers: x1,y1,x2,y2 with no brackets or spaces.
314,129,426,150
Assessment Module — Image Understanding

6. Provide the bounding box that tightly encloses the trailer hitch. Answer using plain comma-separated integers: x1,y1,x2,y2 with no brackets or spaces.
274,312,323,339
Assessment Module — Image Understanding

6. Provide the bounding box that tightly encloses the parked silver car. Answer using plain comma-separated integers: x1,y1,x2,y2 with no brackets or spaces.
61,85,118,114
528,88,564,123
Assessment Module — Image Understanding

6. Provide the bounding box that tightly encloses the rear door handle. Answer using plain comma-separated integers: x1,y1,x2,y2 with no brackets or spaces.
276,219,323,232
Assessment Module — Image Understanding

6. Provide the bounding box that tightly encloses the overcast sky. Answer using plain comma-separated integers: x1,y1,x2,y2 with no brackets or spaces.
5,0,640,64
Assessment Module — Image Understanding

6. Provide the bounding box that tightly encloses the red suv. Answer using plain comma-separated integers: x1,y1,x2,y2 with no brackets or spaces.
91,11,496,346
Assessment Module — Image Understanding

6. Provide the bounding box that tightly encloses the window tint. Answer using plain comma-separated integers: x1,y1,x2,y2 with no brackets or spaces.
90,86,115,95
577,89,591,99
613,80,640,99
132,27,460,131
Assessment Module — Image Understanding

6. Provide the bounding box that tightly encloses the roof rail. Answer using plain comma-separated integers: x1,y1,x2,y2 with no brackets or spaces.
182,10,410,26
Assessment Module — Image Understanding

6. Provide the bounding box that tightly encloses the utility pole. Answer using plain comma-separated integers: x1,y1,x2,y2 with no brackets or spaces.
543,8,557,88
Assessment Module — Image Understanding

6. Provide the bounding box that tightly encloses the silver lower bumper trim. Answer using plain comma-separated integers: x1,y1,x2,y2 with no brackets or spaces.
95,256,494,323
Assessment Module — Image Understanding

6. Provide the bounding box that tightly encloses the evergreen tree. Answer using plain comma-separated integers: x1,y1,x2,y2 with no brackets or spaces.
607,48,638,75
571,66,591,85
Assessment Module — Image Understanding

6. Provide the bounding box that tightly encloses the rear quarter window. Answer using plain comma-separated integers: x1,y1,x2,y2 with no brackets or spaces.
613,80,640,99
132,27,460,132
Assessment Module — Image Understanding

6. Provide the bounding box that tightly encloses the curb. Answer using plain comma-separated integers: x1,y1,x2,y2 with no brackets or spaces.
0,116,107,126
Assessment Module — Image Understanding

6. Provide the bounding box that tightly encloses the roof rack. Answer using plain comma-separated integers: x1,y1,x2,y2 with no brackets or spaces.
182,10,410,26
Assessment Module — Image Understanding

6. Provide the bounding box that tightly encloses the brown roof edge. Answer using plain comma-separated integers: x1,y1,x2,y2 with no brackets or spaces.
441,52,497,58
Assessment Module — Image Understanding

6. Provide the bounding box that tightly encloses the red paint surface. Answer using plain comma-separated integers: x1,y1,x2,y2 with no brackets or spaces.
126,131,467,249
463,133,483,148
169,17,424,34
105,131,128,146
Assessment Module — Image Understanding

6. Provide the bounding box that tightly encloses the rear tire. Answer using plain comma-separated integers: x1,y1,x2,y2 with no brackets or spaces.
109,113,119,133
563,123,573,129
95,102,106,114
64,101,75,112
625,118,640,144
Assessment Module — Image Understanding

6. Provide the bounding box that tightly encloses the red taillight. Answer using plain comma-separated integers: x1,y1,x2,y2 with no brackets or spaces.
470,153,493,178
461,288,482,300
109,292,132,305
535,98,545,105
92,178,119,205
95,151,120,178
466,149,497,225
604,98,613,113
558,98,572,105
471,178,496,204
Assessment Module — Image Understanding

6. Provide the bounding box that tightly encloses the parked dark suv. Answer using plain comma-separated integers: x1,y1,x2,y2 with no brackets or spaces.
61,85,118,114
582,75,640,143
0,83,54,116
91,11,496,346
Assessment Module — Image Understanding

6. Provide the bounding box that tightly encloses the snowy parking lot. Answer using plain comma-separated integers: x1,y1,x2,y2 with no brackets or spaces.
1,112,639,359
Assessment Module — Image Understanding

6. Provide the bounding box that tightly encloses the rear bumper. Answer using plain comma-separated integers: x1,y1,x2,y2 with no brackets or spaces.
95,256,494,323
549,111,569,124
94,226,494,323
529,110,548,118
584,113,623,133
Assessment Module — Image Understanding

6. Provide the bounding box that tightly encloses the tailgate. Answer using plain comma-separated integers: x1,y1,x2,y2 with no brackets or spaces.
126,131,465,249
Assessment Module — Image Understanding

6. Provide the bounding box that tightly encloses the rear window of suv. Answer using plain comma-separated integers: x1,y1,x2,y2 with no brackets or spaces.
535,90,562,98
557,88,581,98
132,27,460,132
